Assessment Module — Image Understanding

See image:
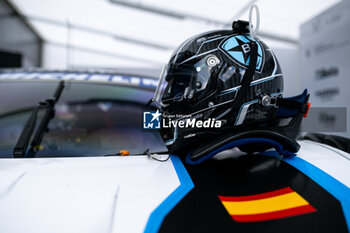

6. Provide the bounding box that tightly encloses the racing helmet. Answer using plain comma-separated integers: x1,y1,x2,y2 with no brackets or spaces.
153,21,309,161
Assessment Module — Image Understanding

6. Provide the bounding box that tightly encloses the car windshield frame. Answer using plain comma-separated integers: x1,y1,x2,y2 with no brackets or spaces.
0,75,167,158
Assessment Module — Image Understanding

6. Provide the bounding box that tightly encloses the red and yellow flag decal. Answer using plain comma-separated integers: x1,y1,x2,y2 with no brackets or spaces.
218,187,316,222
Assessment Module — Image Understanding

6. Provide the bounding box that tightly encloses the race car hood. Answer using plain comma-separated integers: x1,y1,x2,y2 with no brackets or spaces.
0,155,179,233
1,141,350,233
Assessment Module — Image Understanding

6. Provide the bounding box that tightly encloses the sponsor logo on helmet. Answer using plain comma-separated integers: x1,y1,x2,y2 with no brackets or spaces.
219,35,264,72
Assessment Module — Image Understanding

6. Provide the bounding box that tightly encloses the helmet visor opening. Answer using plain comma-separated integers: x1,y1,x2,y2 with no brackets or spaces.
154,63,195,106
153,65,169,107
153,55,220,107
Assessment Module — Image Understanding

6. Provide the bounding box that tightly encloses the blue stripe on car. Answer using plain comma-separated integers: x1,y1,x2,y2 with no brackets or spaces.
144,155,194,233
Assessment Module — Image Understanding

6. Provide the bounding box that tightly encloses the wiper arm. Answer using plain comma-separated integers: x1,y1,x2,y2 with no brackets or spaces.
104,149,169,162
140,149,170,162
13,81,65,158
13,107,39,157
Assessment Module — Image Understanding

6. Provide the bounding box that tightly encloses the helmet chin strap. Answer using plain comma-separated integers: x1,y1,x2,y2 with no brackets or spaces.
232,40,258,119
226,20,259,123
230,5,260,116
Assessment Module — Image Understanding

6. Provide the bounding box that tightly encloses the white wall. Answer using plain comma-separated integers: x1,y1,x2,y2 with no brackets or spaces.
42,42,163,71
300,0,350,137
271,46,302,97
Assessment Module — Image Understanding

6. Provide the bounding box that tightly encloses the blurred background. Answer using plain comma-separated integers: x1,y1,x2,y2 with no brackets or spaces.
0,0,349,136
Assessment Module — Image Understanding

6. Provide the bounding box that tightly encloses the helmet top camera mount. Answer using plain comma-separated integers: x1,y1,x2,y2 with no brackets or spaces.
232,20,250,34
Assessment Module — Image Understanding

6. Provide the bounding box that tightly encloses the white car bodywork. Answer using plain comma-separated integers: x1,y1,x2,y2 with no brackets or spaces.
297,140,350,188
0,155,178,233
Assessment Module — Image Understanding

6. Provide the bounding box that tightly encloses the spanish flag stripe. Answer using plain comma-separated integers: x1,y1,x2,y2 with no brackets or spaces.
232,205,316,222
220,192,309,215
218,187,316,222
218,187,293,202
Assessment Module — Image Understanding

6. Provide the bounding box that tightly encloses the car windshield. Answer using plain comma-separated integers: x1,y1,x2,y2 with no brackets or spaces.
0,79,167,158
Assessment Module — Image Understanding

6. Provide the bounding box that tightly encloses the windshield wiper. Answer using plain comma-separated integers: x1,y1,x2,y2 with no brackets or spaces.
13,81,65,158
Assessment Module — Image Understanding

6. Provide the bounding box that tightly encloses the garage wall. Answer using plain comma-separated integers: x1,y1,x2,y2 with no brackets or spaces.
0,0,42,68
41,42,162,70
300,0,350,137
271,46,302,97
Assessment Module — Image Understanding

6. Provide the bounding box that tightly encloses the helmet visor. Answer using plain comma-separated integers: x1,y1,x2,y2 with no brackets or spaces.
153,63,195,106
153,65,169,106
153,55,220,107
